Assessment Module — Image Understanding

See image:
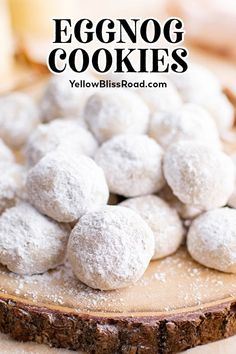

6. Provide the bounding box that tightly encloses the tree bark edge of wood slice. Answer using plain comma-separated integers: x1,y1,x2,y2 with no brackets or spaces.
0,294,236,354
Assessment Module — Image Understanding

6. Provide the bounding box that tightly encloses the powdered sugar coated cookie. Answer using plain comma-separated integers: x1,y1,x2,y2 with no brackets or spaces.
149,103,221,149
0,161,25,214
120,195,184,260
163,141,235,210
26,151,109,222
95,134,165,197
40,73,97,123
0,202,69,275
0,138,14,162
187,208,236,273
25,119,98,166
84,89,149,143
138,79,182,113
67,205,154,290
0,93,40,148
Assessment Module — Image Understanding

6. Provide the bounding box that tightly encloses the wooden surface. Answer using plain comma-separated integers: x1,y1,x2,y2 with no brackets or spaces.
1,247,236,353
1,331,236,353
0,47,236,353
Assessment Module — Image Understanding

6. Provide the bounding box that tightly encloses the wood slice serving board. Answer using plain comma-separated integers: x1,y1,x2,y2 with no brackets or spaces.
1,248,236,353
1,47,236,354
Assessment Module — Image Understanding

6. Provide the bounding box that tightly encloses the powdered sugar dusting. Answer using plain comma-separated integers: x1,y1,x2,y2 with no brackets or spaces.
0,138,15,163
0,247,236,314
0,202,70,275
164,141,235,210
26,152,109,222
187,207,236,273
84,89,149,143
120,195,184,260
149,103,221,150
67,205,155,290
25,119,98,166
0,93,40,148
95,134,165,197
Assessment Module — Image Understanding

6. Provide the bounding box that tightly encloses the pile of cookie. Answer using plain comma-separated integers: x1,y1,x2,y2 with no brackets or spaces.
0,64,235,291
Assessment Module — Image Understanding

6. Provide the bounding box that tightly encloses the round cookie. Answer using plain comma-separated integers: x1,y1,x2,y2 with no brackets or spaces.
120,195,184,260
0,161,25,214
0,202,69,275
0,138,14,162
95,134,165,197
40,73,97,123
26,151,109,222
84,89,149,143
149,103,221,150
163,141,235,210
187,208,236,273
169,63,221,102
169,63,234,133
159,185,202,220
228,153,236,208
25,119,98,166
189,92,234,134
138,79,182,113
0,93,40,148
67,205,154,290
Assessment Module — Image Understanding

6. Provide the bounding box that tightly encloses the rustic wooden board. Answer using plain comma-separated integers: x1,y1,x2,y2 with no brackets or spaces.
0,46,236,353
2,334,236,354
1,247,236,353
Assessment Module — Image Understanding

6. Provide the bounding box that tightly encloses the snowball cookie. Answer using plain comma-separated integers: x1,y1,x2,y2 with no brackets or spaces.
120,195,184,260
40,73,97,123
149,103,221,150
187,208,236,273
25,119,98,166
228,153,236,208
202,94,234,134
67,205,155,290
138,79,182,113
169,64,234,132
84,89,149,143
26,151,109,222
163,141,235,210
0,161,25,214
0,138,14,162
188,92,234,134
158,185,202,220
0,202,69,275
95,134,165,197
169,63,221,102
0,93,40,148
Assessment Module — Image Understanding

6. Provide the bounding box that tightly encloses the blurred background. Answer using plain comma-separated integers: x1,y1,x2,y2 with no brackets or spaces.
0,0,236,93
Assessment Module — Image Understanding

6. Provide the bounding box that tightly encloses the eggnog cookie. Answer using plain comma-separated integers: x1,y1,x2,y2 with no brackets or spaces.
187,208,236,273
84,89,149,143
149,103,221,149
0,202,69,275
0,93,40,148
40,73,97,123
26,151,109,222
163,141,235,210
0,161,25,214
67,205,154,290
120,195,184,260
25,119,98,166
95,134,164,197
